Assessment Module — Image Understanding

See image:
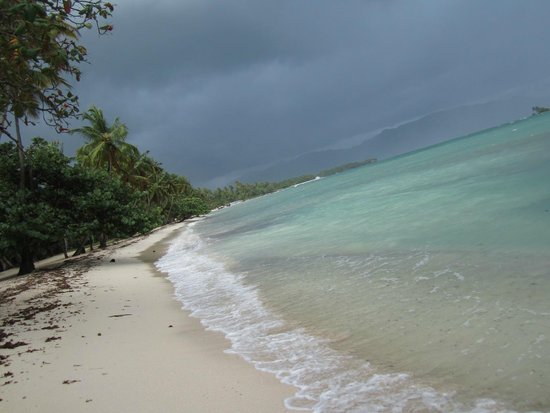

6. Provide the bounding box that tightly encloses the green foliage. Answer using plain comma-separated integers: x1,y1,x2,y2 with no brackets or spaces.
318,158,377,177
171,196,210,221
0,0,114,138
0,3,180,274
197,175,317,209
195,159,378,210
68,167,158,240
73,112,203,224
0,139,74,271
0,138,161,273
0,1,116,274
72,106,139,173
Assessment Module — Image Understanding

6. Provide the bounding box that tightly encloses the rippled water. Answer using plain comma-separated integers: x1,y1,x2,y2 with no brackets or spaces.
157,114,550,412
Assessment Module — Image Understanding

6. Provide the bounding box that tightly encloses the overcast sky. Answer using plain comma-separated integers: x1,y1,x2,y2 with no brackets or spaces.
53,0,550,186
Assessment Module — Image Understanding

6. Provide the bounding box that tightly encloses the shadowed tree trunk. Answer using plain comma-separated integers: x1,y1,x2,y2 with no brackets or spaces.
99,233,107,249
18,243,35,275
62,238,69,259
15,117,36,276
72,235,89,256
1,256,15,271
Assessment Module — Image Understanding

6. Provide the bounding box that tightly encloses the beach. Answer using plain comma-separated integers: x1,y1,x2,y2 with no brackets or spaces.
0,223,295,412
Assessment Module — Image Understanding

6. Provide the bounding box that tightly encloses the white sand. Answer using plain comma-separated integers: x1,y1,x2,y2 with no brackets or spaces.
0,224,295,412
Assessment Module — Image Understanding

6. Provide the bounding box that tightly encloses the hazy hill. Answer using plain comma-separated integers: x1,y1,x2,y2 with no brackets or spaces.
238,97,534,183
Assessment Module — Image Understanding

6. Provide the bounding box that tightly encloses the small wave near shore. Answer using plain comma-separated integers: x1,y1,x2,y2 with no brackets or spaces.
156,222,519,413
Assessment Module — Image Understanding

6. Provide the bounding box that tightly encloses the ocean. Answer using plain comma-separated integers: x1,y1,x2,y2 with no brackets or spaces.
156,113,550,412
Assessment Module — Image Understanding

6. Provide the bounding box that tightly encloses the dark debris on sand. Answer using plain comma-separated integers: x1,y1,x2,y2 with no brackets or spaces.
0,251,108,383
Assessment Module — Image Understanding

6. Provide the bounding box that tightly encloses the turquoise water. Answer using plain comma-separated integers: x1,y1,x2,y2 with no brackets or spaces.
157,114,550,412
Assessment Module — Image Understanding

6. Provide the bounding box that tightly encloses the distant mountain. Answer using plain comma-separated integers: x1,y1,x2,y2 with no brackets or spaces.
238,97,534,183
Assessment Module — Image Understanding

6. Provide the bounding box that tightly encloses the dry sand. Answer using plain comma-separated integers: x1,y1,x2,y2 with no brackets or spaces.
0,223,295,412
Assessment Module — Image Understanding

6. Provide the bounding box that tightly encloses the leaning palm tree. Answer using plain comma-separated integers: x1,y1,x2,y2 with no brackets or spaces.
119,150,155,191
72,106,139,175
140,157,172,208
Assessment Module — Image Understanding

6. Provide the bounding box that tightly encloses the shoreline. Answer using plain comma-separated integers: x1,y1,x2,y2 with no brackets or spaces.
0,223,296,412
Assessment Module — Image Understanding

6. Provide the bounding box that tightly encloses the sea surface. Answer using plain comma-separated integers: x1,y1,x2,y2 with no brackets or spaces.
156,114,550,412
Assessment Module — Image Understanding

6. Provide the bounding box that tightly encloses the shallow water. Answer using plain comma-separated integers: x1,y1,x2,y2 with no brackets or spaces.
157,114,550,412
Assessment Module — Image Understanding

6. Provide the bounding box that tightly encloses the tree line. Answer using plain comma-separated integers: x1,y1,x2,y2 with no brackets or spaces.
318,158,377,177
0,100,366,275
0,1,378,275
0,106,210,274
0,1,210,275
196,175,317,208
1,100,378,275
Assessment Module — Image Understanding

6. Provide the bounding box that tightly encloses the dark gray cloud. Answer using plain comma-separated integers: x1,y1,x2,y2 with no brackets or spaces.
45,0,550,185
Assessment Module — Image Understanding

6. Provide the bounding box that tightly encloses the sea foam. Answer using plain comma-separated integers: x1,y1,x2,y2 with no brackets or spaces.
156,223,521,413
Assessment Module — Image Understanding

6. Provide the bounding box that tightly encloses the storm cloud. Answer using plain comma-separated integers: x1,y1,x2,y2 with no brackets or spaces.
62,0,550,186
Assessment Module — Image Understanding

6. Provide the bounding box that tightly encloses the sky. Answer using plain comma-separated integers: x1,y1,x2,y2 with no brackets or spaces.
29,0,550,186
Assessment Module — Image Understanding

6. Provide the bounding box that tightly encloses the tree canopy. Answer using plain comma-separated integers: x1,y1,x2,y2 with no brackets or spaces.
73,106,139,173
0,1,118,274
0,0,114,138
0,112,212,274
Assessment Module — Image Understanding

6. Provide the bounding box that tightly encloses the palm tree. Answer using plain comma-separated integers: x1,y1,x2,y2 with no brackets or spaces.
118,150,155,191
141,157,171,208
72,106,139,174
